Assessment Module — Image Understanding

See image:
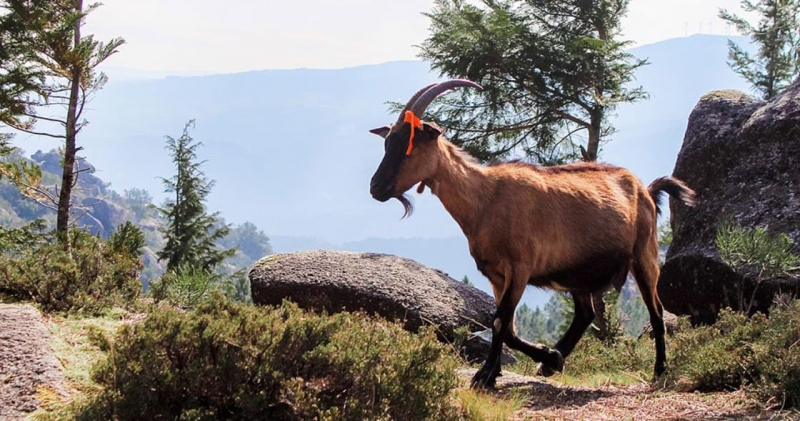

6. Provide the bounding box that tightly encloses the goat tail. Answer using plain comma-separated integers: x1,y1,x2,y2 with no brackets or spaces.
648,176,696,215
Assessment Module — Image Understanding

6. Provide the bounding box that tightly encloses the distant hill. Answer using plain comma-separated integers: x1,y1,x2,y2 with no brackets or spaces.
0,150,272,288
11,34,753,306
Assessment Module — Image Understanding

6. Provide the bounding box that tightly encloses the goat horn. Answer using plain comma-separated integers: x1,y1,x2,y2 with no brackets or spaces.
397,83,439,123
409,79,482,118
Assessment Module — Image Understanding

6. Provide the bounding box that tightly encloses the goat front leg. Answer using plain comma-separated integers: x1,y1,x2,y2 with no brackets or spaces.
472,273,562,388
538,292,594,377
500,275,564,377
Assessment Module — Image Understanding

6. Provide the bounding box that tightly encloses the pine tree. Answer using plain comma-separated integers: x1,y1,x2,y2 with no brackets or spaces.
720,0,800,99
419,0,647,164
156,121,235,273
0,0,124,247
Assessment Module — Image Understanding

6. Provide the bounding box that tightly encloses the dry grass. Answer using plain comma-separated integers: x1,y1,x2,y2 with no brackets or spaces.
456,387,527,421
44,307,134,394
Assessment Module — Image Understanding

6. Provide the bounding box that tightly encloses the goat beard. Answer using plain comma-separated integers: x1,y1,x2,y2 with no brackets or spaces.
396,194,414,219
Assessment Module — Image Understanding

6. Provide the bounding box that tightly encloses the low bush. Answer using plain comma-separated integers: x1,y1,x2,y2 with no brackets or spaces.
0,229,141,313
668,301,800,407
148,264,219,308
72,296,460,420
149,266,252,308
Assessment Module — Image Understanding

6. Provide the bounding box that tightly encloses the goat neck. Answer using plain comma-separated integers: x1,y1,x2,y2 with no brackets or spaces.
426,140,492,234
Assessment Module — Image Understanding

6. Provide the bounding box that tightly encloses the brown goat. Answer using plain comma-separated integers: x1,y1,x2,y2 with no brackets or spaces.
369,80,695,388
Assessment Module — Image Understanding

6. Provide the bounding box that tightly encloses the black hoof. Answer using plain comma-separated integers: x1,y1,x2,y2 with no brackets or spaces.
536,349,565,377
471,364,501,389
537,363,556,377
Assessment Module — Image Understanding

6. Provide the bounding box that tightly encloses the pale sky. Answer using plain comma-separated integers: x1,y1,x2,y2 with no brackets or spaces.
87,0,745,75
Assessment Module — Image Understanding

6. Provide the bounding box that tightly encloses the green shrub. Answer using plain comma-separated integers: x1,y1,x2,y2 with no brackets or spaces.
715,218,799,312
669,301,800,407
148,265,219,308
0,219,51,255
73,296,459,420
563,335,654,378
0,230,141,313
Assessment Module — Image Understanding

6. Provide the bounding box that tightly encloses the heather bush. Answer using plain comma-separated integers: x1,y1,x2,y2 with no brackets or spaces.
73,296,459,420
668,301,800,407
0,229,141,313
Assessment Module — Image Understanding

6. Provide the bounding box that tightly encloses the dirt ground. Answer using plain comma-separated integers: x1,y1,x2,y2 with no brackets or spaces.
0,304,68,420
458,368,799,420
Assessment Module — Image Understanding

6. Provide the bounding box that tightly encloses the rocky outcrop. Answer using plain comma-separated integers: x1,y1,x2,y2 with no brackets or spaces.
250,250,496,340
659,83,800,324
78,198,131,238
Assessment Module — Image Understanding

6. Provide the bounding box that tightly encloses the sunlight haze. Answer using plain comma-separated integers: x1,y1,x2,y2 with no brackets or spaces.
86,0,746,74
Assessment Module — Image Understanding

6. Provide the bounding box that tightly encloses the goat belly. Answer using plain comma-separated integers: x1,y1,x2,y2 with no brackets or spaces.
527,252,630,293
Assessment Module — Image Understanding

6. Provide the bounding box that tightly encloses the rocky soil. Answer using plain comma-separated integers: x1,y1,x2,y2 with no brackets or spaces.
0,304,69,420
458,369,792,420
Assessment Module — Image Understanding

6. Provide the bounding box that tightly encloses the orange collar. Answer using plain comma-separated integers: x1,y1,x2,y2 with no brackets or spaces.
403,111,422,155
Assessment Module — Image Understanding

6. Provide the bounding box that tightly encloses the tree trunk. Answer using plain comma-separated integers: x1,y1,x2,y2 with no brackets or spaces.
56,0,83,248
585,126,600,162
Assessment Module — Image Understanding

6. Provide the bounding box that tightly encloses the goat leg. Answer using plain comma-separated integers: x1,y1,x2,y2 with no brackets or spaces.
538,292,595,377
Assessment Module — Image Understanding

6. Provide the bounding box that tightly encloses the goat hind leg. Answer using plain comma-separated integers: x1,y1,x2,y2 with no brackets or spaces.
633,257,667,376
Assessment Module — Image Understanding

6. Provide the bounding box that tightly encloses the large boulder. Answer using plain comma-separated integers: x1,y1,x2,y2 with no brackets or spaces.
659,83,800,324
249,250,496,342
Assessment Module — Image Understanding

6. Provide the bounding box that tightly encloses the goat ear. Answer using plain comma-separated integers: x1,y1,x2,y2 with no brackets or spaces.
369,126,390,138
422,122,442,138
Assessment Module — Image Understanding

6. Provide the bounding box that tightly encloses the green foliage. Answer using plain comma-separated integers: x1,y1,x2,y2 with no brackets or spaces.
0,144,43,203
668,302,800,407
148,265,219,309
221,270,252,303
156,121,235,273
515,293,572,345
618,281,650,337
720,0,800,99
419,0,647,163
71,297,459,420
715,219,799,312
107,221,145,258
515,303,557,345
0,0,124,239
598,290,626,344
0,218,50,255
516,286,651,346
461,275,474,287
0,230,141,313
216,220,273,271
716,219,798,280
562,335,653,380
122,188,153,219
658,222,673,248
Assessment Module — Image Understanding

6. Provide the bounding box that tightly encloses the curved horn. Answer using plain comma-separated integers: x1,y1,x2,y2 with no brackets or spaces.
397,83,438,123
410,79,482,118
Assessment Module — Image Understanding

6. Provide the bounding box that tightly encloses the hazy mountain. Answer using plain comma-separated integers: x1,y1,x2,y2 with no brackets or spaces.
13,34,752,307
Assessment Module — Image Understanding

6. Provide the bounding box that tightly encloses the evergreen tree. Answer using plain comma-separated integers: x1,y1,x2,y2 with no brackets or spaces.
156,121,235,273
419,0,647,164
461,275,474,287
515,303,554,344
0,0,124,247
720,0,800,99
